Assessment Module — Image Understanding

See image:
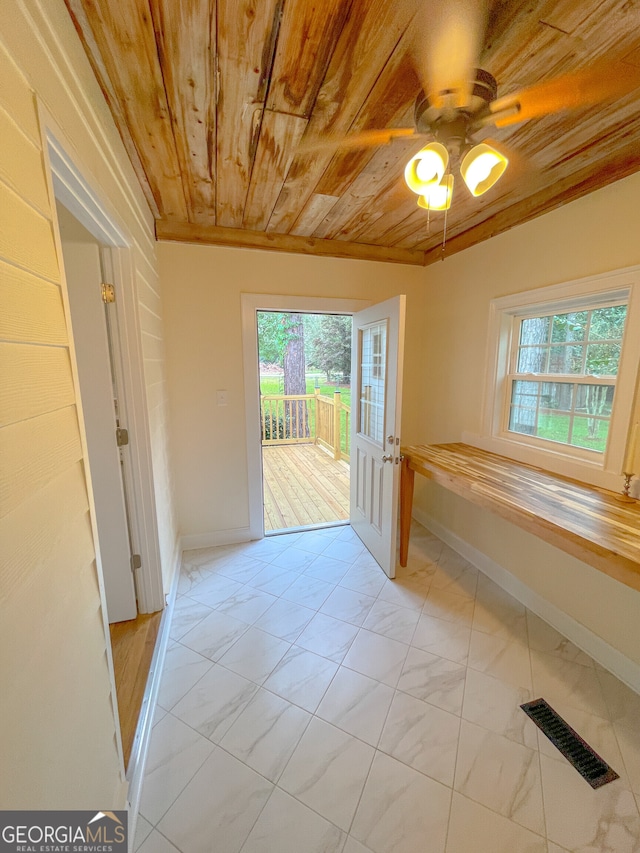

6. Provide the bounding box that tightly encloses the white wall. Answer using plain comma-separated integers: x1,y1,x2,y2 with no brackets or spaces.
416,172,640,670
0,0,177,806
158,242,425,541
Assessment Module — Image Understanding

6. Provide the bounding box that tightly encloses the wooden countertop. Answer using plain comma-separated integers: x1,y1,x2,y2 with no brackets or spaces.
401,443,640,592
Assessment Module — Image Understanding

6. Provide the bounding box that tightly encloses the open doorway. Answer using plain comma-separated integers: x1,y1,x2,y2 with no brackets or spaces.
257,311,352,533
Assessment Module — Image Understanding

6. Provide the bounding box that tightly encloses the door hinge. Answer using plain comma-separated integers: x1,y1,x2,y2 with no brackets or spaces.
101,282,115,304
116,427,129,447
131,554,142,571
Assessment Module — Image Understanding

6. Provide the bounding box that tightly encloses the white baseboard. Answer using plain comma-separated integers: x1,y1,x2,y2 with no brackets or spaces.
181,527,255,551
412,507,640,694
126,545,180,848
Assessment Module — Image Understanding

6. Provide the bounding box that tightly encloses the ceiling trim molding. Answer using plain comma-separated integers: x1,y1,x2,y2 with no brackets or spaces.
155,220,426,266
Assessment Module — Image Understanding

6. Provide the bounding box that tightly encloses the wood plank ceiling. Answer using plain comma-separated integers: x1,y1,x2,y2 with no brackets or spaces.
65,0,640,266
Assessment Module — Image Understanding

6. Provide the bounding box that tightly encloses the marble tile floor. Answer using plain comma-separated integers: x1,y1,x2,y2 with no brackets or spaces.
135,522,640,853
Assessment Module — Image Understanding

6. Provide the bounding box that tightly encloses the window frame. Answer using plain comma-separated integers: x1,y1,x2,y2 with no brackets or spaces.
478,267,640,490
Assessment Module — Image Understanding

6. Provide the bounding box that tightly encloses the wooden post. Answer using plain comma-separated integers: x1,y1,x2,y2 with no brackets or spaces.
314,388,320,445
399,455,414,567
333,391,341,460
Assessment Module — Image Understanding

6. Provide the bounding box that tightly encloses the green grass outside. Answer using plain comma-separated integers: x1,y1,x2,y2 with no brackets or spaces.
516,411,609,452
260,375,352,456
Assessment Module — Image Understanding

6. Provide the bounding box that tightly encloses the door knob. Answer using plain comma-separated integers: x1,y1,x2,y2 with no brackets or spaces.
382,454,394,463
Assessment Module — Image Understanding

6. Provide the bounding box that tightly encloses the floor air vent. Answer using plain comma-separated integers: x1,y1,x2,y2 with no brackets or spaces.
520,698,619,789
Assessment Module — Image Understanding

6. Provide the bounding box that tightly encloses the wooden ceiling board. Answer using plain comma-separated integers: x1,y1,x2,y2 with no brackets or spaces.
350,187,421,246
266,0,351,117
265,0,417,234
242,0,348,229
289,193,340,237
311,133,418,241
65,0,640,266
577,0,640,59
242,109,307,230
482,0,576,79
312,46,420,199
150,0,217,225
305,100,418,238
215,0,281,227
65,0,161,217
383,207,438,249
312,157,414,241
67,0,188,219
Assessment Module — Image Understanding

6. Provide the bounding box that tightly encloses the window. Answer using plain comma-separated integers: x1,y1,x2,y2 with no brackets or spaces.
372,329,383,379
507,303,627,453
480,268,640,488
359,321,387,445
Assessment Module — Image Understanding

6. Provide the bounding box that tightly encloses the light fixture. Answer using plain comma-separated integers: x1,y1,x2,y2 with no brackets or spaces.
404,143,449,194
460,142,508,197
417,174,454,211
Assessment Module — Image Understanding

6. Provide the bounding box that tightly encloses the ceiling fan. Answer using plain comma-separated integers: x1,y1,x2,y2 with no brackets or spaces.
299,0,640,213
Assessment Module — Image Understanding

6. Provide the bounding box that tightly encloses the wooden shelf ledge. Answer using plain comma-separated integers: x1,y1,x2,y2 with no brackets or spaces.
400,443,640,592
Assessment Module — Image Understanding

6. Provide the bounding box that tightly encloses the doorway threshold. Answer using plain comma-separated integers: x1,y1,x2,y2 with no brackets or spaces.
266,520,349,537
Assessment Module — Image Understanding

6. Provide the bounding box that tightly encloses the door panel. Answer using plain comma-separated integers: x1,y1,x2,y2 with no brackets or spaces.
355,447,367,515
371,455,383,533
61,236,137,622
350,296,406,577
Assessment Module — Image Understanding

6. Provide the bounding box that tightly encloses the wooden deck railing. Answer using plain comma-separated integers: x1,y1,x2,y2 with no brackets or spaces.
261,390,350,461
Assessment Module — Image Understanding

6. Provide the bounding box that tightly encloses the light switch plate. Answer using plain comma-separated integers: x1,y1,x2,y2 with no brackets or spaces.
216,390,229,406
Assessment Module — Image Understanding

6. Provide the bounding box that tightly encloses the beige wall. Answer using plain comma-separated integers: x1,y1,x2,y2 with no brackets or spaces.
416,172,640,668
0,0,176,806
158,242,425,539
158,178,640,670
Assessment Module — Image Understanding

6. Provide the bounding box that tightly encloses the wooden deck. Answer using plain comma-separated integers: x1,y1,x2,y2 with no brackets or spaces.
262,443,350,531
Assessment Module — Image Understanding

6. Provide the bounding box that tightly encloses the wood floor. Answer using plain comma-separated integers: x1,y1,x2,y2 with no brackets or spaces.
262,443,350,531
109,610,163,767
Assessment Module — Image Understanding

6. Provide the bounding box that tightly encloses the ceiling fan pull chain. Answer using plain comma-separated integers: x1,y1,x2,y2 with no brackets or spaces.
441,202,448,260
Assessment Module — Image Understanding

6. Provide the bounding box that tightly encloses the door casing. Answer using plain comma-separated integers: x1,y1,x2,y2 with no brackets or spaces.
43,123,165,616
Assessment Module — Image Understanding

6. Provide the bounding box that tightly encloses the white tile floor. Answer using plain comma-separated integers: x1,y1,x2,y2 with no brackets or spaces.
135,522,640,853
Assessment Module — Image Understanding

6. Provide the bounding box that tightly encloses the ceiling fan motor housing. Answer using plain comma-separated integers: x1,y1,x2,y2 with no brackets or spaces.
414,68,499,155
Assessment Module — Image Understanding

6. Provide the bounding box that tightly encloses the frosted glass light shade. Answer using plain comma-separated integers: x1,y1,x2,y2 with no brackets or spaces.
404,143,449,194
461,143,508,196
417,174,454,211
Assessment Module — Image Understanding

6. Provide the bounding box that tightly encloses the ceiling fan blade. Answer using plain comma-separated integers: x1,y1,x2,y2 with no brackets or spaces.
296,127,420,155
490,61,640,128
409,0,488,109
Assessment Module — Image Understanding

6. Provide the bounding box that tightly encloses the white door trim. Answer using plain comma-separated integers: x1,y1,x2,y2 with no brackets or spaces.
241,293,371,540
41,115,164,615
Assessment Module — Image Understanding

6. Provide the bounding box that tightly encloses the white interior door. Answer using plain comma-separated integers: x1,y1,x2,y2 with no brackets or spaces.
350,295,406,577
60,225,137,622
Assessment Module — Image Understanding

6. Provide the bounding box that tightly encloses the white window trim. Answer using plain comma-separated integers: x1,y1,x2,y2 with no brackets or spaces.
469,266,640,490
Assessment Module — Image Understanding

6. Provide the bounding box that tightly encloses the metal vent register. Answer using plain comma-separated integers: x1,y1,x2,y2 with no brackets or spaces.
520,698,619,788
